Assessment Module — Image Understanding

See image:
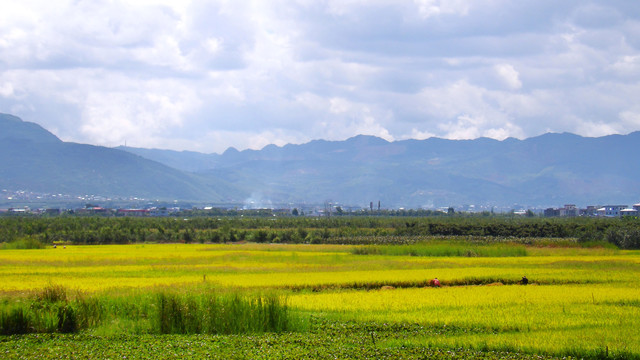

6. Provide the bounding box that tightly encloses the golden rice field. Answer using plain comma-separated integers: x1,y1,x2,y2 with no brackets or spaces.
2,243,640,357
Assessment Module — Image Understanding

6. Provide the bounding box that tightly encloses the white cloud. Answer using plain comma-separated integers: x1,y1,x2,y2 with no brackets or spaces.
435,114,523,141
348,115,394,141
620,111,640,128
573,120,620,138
329,98,351,114
204,38,224,54
409,128,437,140
295,93,394,142
415,80,504,120
414,0,471,18
610,55,640,77
0,83,14,97
199,129,304,152
494,64,522,90
0,1,639,153
79,86,199,147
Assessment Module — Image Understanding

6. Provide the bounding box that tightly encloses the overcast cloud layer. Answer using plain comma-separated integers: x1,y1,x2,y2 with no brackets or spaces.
1,0,640,153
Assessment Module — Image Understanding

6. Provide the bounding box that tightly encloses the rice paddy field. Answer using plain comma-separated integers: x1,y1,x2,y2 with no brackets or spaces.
1,241,640,359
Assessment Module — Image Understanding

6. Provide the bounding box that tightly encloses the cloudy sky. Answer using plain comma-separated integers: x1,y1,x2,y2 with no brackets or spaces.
1,0,640,153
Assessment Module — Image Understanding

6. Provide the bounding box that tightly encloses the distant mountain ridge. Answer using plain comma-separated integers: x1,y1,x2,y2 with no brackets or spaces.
115,146,221,173
121,129,640,208
0,113,61,143
3,112,639,208
0,113,241,202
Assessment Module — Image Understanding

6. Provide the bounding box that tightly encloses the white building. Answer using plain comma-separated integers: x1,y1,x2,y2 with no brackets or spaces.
602,205,628,217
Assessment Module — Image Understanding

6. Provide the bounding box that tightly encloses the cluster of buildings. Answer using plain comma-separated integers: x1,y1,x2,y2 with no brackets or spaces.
0,206,177,217
75,206,175,217
3,201,640,218
543,204,640,217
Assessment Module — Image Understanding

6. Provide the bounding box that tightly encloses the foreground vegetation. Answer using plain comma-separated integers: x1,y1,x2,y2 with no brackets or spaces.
1,324,565,360
1,286,291,336
1,236,639,359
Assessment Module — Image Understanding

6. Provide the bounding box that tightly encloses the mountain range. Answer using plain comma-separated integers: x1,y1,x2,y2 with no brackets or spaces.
2,112,639,208
0,113,240,202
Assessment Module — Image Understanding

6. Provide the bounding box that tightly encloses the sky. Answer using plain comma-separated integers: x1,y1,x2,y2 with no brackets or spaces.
1,0,640,153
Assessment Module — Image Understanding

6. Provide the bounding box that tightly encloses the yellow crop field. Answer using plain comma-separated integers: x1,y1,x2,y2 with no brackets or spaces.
2,244,639,292
1,243,639,357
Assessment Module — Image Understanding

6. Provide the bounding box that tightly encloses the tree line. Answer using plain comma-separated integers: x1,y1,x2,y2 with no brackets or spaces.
0,215,639,249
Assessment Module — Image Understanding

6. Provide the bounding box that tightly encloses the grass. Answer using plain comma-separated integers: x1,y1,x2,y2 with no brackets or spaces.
351,241,528,257
0,306,29,335
0,237,45,250
154,291,292,334
0,285,296,336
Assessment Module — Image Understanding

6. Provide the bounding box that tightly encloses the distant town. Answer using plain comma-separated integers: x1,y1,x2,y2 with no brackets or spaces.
2,189,639,218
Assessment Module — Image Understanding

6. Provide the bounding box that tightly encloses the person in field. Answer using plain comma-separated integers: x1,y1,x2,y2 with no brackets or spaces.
521,276,528,285
429,278,441,287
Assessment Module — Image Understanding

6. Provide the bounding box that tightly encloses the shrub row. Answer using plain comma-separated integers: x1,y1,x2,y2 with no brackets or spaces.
1,216,639,248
